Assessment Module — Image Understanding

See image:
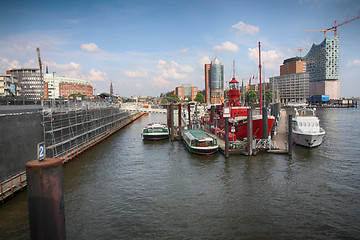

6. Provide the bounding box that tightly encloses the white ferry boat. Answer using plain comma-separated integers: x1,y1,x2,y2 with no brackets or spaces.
182,129,218,156
142,123,169,140
292,108,325,147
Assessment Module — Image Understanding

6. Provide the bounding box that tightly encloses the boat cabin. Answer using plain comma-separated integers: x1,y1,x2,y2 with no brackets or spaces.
183,131,217,147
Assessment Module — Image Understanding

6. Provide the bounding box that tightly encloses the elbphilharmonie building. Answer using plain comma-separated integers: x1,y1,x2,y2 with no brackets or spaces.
303,35,340,99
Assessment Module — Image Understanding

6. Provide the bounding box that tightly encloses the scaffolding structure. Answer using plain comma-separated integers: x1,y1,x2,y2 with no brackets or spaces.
42,100,143,163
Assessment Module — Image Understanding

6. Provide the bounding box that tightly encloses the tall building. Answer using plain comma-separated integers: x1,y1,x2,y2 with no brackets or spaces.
280,57,306,76
204,63,211,104
44,73,93,99
303,35,340,99
7,68,43,100
209,57,224,104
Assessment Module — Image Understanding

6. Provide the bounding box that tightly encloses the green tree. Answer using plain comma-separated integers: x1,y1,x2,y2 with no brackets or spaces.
245,90,257,105
161,98,168,104
265,89,272,103
69,93,86,100
194,93,205,103
169,94,180,103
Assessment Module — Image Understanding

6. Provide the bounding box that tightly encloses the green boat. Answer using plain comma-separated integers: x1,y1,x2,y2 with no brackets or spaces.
182,129,218,156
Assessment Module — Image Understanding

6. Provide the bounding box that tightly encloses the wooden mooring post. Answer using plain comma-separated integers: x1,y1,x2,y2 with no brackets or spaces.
225,117,229,158
178,103,182,138
170,103,174,141
288,114,292,156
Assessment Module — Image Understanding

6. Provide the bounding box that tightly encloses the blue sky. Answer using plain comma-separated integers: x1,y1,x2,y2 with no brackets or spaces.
1,0,359,97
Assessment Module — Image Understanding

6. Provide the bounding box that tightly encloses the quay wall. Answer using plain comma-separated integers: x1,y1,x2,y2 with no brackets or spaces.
0,103,145,202
0,110,43,183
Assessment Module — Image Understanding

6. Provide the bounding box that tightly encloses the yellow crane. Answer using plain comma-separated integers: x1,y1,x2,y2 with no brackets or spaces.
303,29,335,39
282,47,308,57
37,47,44,101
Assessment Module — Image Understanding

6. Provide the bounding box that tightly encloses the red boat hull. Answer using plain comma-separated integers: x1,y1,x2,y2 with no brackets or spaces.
217,117,275,140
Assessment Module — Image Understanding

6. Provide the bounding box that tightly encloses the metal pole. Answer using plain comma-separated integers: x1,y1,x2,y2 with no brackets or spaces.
210,105,215,128
225,117,229,158
170,103,174,141
288,114,292,156
259,42,262,115
187,103,191,129
178,103,182,137
26,158,66,240
247,108,253,156
262,102,268,139
167,104,170,128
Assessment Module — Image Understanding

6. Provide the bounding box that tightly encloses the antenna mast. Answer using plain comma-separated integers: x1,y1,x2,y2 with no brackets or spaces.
259,42,262,114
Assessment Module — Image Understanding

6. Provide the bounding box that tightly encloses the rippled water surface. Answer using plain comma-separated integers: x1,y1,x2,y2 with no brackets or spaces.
1,108,359,239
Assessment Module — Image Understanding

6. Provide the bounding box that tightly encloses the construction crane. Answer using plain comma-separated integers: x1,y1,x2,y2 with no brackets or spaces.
304,11,360,38
282,47,308,57
37,47,44,101
303,29,335,39
36,47,42,73
327,11,360,36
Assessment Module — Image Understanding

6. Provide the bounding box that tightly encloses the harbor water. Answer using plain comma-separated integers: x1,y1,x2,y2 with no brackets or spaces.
0,108,359,239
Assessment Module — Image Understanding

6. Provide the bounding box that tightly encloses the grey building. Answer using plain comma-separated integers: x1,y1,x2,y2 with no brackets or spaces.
270,72,310,104
8,68,43,100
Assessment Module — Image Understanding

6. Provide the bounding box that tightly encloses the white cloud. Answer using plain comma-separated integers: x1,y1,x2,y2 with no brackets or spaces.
248,47,285,71
12,43,33,52
81,42,100,52
213,41,239,53
152,76,173,87
0,58,20,69
347,59,360,67
156,60,194,79
232,21,260,35
199,56,211,66
181,48,189,53
87,68,108,82
124,69,148,78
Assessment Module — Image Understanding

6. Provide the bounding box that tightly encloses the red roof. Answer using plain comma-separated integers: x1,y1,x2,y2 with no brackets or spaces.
229,77,239,84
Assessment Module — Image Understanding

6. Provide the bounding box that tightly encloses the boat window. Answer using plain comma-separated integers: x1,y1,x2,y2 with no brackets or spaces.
311,123,314,127
315,123,318,127
299,122,302,127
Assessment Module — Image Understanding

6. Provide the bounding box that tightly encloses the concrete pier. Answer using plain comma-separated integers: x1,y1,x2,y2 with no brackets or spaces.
268,109,289,154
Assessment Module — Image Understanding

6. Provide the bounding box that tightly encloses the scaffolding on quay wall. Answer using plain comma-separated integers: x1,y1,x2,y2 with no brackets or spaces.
1,99,146,202
42,100,143,163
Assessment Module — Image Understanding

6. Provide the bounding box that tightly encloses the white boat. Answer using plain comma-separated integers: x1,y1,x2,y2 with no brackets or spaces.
142,123,169,140
182,129,218,156
292,108,325,147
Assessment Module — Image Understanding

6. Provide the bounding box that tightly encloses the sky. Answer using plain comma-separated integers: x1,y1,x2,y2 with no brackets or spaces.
0,0,359,97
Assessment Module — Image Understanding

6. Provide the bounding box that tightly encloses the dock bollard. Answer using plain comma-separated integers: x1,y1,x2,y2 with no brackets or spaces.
25,158,66,240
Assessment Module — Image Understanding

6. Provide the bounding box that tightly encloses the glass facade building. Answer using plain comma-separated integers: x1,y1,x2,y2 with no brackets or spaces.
210,57,224,90
209,57,224,104
303,35,340,99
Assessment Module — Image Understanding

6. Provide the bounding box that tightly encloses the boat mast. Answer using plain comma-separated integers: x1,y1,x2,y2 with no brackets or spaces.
259,42,262,114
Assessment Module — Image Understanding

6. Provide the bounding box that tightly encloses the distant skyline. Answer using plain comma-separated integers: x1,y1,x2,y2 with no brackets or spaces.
1,0,359,97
